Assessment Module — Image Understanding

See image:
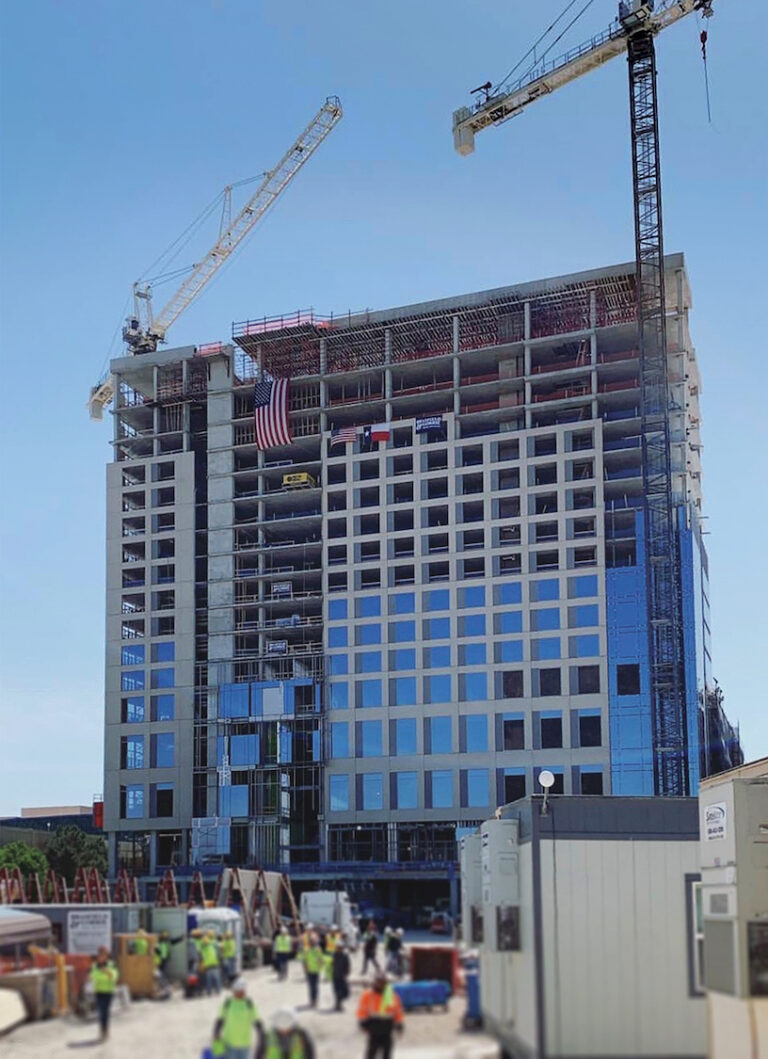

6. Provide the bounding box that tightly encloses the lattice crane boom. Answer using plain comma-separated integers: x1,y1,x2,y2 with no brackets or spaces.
453,1,715,796
88,96,342,419
453,1,711,155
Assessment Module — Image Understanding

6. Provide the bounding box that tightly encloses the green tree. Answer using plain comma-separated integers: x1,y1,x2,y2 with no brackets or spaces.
0,840,49,880
45,826,108,885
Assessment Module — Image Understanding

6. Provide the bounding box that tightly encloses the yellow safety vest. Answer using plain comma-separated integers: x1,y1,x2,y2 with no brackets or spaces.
218,996,259,1049
302,946,323,974
326,932,338,953
90,961,118,994
200,940,220,970
275,934,292,954
220,937,236,959
132,936,149,956
264,1029,308,1059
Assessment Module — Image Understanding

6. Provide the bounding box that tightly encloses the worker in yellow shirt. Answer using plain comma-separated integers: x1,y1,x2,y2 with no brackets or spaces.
273,926,292,981
299,933,323,1008
131,927,150,956
212,977,262,1059
90,946,119,1042
255,1006,315,1059
200,930,223,996
220,930,237,984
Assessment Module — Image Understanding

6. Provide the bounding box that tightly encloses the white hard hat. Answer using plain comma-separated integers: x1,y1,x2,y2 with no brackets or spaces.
272,1006,297,1031
232,977,248,994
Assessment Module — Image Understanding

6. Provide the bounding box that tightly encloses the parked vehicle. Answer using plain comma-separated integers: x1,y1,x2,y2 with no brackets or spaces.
299,890,359,949
430,911,453,935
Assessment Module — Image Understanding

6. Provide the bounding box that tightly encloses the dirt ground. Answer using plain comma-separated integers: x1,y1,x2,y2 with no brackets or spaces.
0,956,500,1059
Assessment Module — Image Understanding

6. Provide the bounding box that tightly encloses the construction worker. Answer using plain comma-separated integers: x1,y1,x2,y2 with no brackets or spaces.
220,930,237,984
90,946,119,1043
200,930,223,996
299,933,323,1008
361,923,380,977
357,971,404,1059
273,926,292,981
212,976,262,1059
325,924,340,954
131,927,150,956
256,1006,315,1059
300,922,314,952
331,940,351,1013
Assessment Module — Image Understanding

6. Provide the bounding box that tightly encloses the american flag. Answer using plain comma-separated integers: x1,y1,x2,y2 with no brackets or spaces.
330,426,360,447
253,377,292,449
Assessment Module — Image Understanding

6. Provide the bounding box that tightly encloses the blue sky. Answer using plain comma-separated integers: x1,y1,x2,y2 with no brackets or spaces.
0,0,765,815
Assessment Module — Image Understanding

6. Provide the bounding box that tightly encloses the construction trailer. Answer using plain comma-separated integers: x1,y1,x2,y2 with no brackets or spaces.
8,904,150,956
460,795,705,1059
697,757,768,1059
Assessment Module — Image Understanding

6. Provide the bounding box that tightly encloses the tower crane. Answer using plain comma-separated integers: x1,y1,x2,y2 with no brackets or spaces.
453,1,715,797
88,96,343,419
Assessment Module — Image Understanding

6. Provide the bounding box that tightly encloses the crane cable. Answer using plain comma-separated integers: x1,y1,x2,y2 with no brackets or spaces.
492,0,598,96
698,19,712,124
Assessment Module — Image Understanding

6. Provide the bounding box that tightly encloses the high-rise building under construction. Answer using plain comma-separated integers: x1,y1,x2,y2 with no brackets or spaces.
103,253,741,883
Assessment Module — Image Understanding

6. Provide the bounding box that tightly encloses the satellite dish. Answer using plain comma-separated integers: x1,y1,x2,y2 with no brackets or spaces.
538,770,556,791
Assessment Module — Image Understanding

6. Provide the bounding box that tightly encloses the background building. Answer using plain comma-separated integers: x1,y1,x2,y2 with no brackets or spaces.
102,254,739,896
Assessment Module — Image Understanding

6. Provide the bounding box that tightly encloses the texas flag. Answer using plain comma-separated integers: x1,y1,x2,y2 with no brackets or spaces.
364,423,391,443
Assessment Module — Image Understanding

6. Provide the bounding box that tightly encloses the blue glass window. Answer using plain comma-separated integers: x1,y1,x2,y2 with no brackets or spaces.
329,774,349,811
121,671,145,691
571,634,600,657
230,734,258,766
390,592,415,615
571,574,598,598
425,674,452,704
152,642,175,662
462,614,486,637
124,736,144,769
357,651,382,674
462,672,487,700
123,696,145,723
396,772,418,809
357,679,383,709
152,694,174,721
533,608,560,631
497,640,524,662
220,684,248,718
124,784,144,819
498,611,522,633
122,644,145,666
462,586,485,608
424,589,450,611
430,715,452,753
328,655,349,676
464,715,488,753
151,668,174,689
425,618,450,639
330,683,349,710
358,624,382,645
425,646,451,668
360,720,382,757
220,786,248,817
498,582,522,604
329,627,348,648
532,578,560,601
535,637,561,660
431,770,453,808
462,643,486,666
391,620,416,643
329,599,348,620
390,677,417,707
153,733,175,768
362,773,384,810
466,768,490,807
394,718,417,755
331,722,349,758
572,604,599,627
357,596,382,618
391,649,416,670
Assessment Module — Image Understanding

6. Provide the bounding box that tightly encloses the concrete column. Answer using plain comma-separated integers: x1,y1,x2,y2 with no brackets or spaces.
107,831,118,876
524,302,532,429
319,339,328,436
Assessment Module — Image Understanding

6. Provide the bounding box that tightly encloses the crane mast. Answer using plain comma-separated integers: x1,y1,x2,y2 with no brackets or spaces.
88,96,342,419
453,1,715,796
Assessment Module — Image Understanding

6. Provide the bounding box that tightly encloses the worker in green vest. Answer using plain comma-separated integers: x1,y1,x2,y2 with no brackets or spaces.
299,933,323,1008
212,977,263,1059
273,926,292,981
256,1006,315,1059
220,930,237,984
200,930,223,996
131,927,150,956
90,946,119,1042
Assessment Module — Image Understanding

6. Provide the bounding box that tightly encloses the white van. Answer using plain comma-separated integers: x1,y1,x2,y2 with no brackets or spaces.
299,890,359,950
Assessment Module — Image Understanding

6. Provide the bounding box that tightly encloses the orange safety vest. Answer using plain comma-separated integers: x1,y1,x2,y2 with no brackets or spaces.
357,986,404,1025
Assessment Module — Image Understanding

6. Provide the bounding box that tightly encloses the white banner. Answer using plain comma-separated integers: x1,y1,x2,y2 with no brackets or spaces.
67,909,112,955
